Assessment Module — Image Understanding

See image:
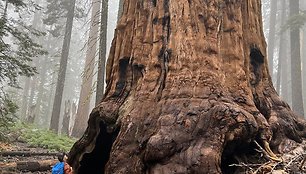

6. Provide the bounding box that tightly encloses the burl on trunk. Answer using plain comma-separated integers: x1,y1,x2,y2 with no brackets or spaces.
68,0,306,173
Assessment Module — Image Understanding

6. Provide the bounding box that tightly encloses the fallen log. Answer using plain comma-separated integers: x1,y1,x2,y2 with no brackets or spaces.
0,159,57,172
0,151,60,157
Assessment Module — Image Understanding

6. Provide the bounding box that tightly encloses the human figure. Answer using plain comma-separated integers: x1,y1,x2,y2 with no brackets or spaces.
52,153,73,174
63,153,73,174
52,154,65,174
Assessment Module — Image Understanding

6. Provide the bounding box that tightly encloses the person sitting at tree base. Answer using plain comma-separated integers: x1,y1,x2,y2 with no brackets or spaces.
52,153,73,174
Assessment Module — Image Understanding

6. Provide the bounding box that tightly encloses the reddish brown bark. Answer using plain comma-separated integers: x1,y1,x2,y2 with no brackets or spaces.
68,1,306,174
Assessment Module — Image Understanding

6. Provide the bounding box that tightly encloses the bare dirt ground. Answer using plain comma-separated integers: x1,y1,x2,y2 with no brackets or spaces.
0,141,58,174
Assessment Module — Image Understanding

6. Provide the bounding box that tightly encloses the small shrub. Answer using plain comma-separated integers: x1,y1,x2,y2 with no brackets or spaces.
0,93,18,142
12,123,76,152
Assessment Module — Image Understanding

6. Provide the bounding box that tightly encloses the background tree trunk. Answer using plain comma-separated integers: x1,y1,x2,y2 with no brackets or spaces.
96,0,108,105
27,105,36,123
62,100,71,135
289,0,304,117
280,31,290,104
276,0,287,95
24,7,41,123
50,0,76,132
267,0,277,82
301,0,306,116
27,77,37,123
68,1,306,174
46,73,56,128
33,54,48,124
20,78,30,120
117,0,124,23
71,0,101,138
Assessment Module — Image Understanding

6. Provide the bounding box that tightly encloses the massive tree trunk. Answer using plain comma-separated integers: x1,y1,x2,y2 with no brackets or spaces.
68,0,306,173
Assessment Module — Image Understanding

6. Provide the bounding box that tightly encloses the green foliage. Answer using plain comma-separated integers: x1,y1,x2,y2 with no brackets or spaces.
0,89,18,141
12,123,76,152
6,0,25,7
282,11,306,32
0,18,46,88
43,0,85,37
0,1,47,140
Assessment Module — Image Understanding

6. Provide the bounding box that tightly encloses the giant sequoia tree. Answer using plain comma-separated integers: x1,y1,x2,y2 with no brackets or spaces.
68,0,306,173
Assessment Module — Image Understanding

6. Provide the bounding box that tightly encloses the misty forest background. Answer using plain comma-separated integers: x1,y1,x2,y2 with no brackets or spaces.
0,0,306,143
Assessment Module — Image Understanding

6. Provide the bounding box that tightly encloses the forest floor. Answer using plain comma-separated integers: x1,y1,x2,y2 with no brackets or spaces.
1,124,306,174
2,141,305,174
232,140,306,174
0,123,76,174
0,141,59,174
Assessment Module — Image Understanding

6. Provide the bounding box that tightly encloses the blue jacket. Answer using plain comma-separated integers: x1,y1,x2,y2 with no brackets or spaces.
52,162,65,174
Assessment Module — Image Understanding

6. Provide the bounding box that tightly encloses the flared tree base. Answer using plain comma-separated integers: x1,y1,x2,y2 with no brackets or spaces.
68,94,306,174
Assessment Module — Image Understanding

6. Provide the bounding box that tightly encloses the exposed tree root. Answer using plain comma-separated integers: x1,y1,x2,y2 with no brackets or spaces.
230,140,306,174
68,99,122,172
68,97,306,174
253,140,282,162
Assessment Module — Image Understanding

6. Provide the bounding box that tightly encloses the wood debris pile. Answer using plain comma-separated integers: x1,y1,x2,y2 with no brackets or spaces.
233,141,306,174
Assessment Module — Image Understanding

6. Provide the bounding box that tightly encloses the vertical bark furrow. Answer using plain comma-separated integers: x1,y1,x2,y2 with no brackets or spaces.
249,47,264,87
156,0,170,101
112,58,130,97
